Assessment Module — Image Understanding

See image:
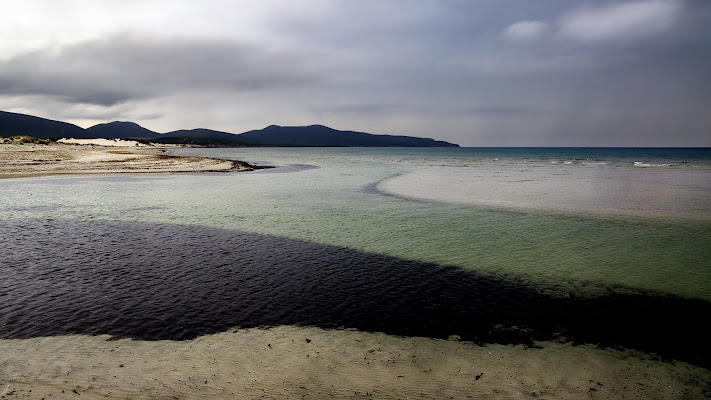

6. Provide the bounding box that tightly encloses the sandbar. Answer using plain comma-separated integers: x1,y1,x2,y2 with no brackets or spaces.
0,140,258,179
378,164,711,220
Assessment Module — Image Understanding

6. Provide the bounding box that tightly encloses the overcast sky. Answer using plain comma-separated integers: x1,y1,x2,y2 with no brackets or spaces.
1,0,709,146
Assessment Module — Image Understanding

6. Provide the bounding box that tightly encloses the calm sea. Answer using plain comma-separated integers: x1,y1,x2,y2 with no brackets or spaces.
1,147,710,366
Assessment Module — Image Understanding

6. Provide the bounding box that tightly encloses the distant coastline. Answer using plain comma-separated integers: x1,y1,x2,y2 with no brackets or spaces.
0,110,459,148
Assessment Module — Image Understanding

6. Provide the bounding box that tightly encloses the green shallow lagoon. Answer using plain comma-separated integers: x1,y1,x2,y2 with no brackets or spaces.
1,147,710,300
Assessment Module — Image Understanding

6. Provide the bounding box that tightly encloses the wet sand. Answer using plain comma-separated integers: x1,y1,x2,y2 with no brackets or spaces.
1,326,708,399
0,142,256,179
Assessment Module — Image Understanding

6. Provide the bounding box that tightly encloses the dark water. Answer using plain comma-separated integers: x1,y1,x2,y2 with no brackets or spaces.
0,219,709,367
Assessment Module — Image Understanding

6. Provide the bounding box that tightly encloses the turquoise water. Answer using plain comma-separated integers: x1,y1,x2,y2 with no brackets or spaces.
1,147,710,300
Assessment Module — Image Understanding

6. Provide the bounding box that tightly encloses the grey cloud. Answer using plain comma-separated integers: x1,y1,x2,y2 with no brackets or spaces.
502,21,547,42
557,0,681,42
51,105,165,122
466,106,528,116
0,35,320,106
298,0,709,145
2,0,709,146
316,103,423,117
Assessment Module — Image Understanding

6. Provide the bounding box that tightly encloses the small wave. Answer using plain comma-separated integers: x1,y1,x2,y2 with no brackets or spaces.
550,160,580,165
633,162,680,168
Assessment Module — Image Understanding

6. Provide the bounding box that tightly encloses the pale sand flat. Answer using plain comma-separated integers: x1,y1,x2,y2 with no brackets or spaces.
379,165,711,220
1,326,708,399
0,143,253,179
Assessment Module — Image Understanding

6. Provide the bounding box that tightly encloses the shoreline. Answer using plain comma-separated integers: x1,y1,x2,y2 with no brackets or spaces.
1,326,708,399
0,141,264,179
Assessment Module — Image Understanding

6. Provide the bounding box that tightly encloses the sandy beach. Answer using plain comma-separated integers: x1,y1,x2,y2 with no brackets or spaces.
0,138,257,179
1,326,709,399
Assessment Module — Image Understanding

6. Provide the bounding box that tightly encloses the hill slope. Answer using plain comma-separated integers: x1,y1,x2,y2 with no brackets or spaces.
237,125,458,147
0,111,88,139
86,121,160,139
161,129,247,146
1,110,459,147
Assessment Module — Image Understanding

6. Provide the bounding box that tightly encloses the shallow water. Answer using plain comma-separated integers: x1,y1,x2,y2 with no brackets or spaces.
2,147,709,299
1,147,710,367
1,218,709,367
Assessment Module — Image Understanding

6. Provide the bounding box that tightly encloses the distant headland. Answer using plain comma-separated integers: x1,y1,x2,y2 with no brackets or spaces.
0,110,458,147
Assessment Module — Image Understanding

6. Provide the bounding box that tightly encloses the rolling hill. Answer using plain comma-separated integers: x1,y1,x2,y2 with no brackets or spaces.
0,110,89,139
1,110,458,147
238,125,458,147
85,121,160,139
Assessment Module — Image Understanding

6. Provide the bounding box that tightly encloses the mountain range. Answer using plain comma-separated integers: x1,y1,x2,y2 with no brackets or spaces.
0,110,458,147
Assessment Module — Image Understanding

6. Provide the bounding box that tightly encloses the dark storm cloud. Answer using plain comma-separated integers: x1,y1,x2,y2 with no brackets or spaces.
0,34,319,106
